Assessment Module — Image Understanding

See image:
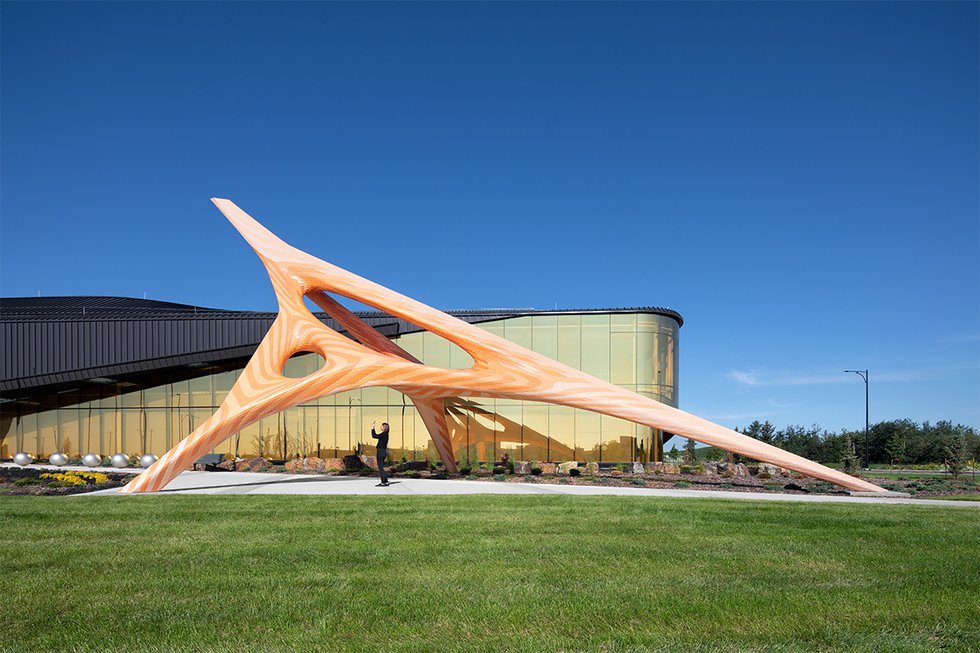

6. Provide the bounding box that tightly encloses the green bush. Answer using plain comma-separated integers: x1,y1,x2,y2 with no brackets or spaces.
507,460,515,474
718,483,734,489
569,468,581,477
808,481,837,494
14,477,40,486
464,475,478,481
493,474,506,482
458,467,472,476
673,481,690,488
531,467,542,475
404,470,421,479
757,471,772,480
492,466,507,475
523,475,534,482
679,465,694,475
558,477,570,484
629,478,645,486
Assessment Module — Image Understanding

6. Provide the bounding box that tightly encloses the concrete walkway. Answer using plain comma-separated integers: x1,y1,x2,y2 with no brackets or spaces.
75,469,980,507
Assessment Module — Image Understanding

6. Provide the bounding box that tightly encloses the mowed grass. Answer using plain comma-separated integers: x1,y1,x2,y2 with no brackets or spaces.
1,496,978,653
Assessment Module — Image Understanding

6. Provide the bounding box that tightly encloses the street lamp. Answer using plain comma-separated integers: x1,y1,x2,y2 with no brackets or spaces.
844,370,869,470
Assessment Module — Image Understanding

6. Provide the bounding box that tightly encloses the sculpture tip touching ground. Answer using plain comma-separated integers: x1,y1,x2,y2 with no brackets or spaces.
121,200,885,494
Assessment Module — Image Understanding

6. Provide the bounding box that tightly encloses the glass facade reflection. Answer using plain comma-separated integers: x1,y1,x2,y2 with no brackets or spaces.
1,312,679,463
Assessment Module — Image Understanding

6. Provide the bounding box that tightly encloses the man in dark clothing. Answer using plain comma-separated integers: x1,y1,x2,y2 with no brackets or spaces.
371,421,390,487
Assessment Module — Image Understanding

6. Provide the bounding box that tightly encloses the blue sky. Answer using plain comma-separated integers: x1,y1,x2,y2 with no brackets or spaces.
2,1,977,432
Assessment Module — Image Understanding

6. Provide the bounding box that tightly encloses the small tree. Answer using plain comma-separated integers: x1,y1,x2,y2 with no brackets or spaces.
884,429,906,468
944,434,967,478
841,434,860,474
684,438,697,465
667,445,680,462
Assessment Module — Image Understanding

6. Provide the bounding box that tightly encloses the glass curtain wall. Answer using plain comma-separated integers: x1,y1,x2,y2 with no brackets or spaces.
1,312,679,463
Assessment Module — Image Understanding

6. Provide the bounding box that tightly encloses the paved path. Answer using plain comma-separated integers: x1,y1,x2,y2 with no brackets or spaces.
74,469,980,507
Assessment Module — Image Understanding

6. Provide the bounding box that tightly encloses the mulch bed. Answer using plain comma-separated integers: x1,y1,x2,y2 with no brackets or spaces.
0,467,131,496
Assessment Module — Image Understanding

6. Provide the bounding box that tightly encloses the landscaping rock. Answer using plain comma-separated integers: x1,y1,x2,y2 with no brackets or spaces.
758,463,784,477
395,460,428,472
323,458,345,472
217,459,238,471
632,462,645,474
704,462,719,477
662,463,680,474
513,461,531,475
645,462,661,475
284,459,305,473
557,461,578,475
342,455,366,472
733,463,749,477
610,469,623,477
236,457,271,472
537,462,557,475
359,455,378,470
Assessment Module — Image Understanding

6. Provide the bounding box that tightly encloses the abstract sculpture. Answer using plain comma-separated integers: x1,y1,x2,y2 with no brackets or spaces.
122,199,885,493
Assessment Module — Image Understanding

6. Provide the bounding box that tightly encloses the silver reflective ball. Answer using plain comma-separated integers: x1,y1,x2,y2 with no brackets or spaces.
13,452,34,466
82,452,102,468
49,452,69,466
139,453,158,469
110,453,130,468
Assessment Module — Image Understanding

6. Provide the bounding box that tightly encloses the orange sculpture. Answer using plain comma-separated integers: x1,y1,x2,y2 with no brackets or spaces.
121,199,885,493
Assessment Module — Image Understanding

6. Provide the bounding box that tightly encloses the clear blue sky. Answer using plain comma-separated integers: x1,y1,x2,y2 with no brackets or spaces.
2,1,977,433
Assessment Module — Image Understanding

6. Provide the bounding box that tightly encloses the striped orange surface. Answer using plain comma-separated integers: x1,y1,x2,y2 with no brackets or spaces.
121,200,885,493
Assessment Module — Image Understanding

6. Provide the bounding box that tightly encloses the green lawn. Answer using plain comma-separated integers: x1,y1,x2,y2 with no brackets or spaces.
1,496,978,653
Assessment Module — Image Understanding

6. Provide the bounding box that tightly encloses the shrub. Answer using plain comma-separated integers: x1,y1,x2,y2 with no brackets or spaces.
531,467,542,475
718,483,734,489
14,477,39,486
458,467,472,476
507,460,515,474
492,466,507,475
673,481,690,488
721,470,733,479
558,477,570,484
757,471,772,480
464,475,478,481
808,481,837,494
629,478,645,486
40,473,85,486
523,475,534,482
493,474,506,482
569,468,581,477
404,470,421,479
679,465,694,475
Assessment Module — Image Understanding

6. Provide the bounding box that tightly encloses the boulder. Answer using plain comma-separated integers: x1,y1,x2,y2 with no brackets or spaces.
396,460,428,472
585,462,600,475
630,462,643,474
661,463,681,474
284,459,305,473
537,462,557,475
323,458,345,472
358,455,378,471
513,461,532,475
703,462,719,477
235,457,271,472
217,459,238,471
645,462,662,475
342,455,366,472
302,457,326,473
610,469,624,477
758,463,784,477
733,463,749,477
557,461,578,475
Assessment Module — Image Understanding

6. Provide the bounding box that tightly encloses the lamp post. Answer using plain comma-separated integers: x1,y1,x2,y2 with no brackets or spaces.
844,370,869,470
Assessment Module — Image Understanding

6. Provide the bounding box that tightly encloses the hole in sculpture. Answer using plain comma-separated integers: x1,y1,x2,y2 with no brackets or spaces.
281,351,327,378
302,290,475,370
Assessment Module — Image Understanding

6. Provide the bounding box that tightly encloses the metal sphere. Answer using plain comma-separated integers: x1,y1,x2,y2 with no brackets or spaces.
110,453,130,468
13,452,34,466
82,452,102,468
48,452,69,466
139,453,159,469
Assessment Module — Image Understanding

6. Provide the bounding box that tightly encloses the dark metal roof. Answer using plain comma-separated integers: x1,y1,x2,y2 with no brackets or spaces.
0,296,683,399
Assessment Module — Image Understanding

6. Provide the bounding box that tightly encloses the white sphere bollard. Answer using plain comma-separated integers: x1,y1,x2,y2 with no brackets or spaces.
110,453,130,468
13,452,34,466
139,453,158,469
82,453,102,468
48,452,69,466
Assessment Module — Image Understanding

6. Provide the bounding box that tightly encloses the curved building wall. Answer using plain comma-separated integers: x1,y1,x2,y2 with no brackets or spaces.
1,312,679,463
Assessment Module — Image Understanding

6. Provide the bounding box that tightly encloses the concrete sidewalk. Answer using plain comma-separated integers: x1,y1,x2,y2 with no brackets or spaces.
80,470,980,507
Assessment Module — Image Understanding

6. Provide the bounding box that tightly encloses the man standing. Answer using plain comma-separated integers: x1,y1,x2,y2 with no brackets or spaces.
371,421,390,487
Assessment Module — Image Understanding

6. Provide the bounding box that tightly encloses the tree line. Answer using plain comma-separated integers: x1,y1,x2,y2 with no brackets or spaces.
726,419,979,468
